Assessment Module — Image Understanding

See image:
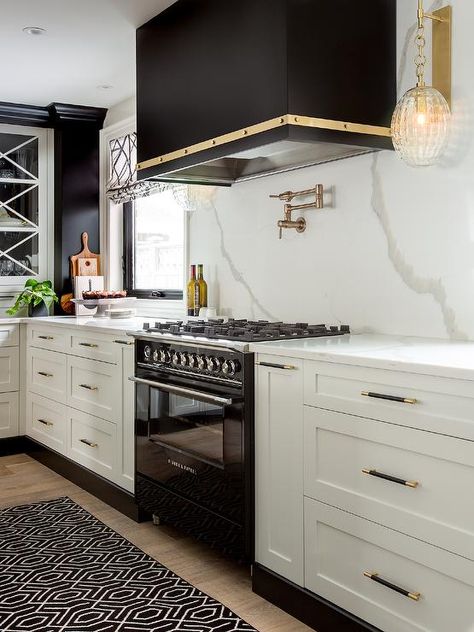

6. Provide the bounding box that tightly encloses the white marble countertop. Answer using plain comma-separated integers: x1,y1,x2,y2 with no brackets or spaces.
250,334,474,381
3,315,148,337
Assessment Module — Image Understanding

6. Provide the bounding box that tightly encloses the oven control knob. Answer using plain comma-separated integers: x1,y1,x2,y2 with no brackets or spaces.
172,352,181,366
197,355,207,371
222,359,241,376
144,345,152,360
189,354,199,369
152,349,159,363
180,352,189,367
206,356,218,372
159,348,170,363
215,357,224,372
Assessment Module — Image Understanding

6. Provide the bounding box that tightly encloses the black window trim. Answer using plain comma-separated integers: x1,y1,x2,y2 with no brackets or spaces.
123,199,184,301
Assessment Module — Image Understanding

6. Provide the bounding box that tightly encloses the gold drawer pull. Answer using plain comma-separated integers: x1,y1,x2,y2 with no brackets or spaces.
79,342,99,348
362,468,419,489
256,361,298,370
79,438,98,448
114,339,134,345
38,335,54,340
361,391,418,405
37,418,53,427
37,371,53,378
364,571,421,601
79,384,98,391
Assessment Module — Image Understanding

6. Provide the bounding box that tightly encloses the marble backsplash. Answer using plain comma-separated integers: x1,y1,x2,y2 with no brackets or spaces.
188,0,474,341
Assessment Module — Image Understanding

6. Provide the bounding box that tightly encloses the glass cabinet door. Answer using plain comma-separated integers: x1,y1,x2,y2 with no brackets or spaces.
0,125,49,286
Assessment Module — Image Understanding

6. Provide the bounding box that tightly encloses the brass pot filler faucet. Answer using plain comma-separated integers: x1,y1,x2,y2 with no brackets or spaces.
270,184,325,239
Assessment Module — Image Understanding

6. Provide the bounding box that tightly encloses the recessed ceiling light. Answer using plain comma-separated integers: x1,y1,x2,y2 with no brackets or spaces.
22,26,46,36
97,84,114,90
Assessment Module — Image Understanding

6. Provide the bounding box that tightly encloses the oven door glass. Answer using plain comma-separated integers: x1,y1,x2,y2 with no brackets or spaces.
135,380,244,522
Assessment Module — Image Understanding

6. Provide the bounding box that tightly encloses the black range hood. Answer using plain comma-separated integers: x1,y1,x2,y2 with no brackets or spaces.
136,0,396,186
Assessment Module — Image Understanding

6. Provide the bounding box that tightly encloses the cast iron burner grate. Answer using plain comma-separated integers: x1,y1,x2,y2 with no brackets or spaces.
142,319,350,342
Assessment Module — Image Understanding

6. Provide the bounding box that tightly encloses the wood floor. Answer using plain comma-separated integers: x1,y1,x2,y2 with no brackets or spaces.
0,454,312,632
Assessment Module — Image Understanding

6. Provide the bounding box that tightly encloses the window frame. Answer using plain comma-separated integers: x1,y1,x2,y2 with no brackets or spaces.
122,199,184,301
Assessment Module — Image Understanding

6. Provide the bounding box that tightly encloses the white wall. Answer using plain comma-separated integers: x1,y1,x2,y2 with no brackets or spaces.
104,96,136,127
188,0,474,341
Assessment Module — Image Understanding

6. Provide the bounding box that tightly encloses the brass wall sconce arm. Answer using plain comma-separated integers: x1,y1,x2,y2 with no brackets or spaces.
270,184,325,239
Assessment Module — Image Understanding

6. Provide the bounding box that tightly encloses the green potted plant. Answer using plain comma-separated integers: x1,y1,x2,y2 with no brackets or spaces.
7,279,58,317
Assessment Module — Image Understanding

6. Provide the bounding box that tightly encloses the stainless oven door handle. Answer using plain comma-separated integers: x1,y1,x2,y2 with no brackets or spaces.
128,376,239,406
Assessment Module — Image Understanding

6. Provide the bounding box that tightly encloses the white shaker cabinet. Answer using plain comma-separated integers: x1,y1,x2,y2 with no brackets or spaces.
254,354,304,586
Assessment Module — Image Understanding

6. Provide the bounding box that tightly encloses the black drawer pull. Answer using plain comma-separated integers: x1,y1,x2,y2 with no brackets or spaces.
361,391,417,405
37,418,53,427
79,438,98,448
38,335,54,341
362,468,419,489
79,384,98,391
79,342,99,348
256,361,297,370
37,371,53,378
364,571,421,601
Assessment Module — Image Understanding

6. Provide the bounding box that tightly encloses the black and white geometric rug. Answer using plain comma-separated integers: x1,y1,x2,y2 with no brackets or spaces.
0,497,257,632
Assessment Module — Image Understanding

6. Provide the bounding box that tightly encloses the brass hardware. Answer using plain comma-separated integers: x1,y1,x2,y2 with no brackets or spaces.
80,439,98,448
361,391,418,405
271,184,325,239
79,384,98,391
256,361,298,370
364,572,421,602
37,419,53,427
38,335,54,340
136,115,392,171
362,468,419,489
37,371,53,378
114,339,134,346
432,6,452,107
79,342,99,348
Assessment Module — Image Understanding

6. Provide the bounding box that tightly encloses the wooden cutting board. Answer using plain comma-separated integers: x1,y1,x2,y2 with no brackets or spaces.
70,232,101,277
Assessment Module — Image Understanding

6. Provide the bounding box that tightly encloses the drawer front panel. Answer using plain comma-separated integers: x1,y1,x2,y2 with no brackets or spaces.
304,361,474,440
67,356,120,422
28,348,67,403
70,333,120,364
304,407,474,560
0,347,19,393
305,499,474,632
0,392,19,438
0,324,19,348
28,326,68,353
26,393,67,453
68,409,116,480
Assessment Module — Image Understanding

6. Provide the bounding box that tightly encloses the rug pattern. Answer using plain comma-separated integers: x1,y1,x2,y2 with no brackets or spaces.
0,497,257,632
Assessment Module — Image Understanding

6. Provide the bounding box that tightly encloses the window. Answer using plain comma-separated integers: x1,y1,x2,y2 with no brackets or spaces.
123,189,185,300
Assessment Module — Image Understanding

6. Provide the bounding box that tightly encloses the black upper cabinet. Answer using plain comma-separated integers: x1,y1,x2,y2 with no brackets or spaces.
136,0,396,185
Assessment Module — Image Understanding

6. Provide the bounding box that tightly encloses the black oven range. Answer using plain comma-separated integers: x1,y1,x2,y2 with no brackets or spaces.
130,320,349,561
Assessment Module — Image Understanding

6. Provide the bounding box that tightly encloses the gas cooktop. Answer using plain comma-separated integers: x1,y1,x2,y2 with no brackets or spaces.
139,319,350,343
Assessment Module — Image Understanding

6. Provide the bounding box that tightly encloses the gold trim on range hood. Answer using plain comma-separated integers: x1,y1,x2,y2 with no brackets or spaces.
136,114,392,172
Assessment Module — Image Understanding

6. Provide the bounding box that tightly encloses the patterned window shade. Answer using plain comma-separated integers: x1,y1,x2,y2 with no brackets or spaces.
106,133,190,207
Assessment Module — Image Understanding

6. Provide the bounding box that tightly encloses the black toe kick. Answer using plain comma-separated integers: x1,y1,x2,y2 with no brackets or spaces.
252,564,383,632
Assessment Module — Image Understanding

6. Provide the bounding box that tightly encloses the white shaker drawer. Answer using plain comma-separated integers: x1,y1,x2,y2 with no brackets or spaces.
304,360,474,440
28,325,68,353
68,409,116,480
0,347,19,393
304,407,474,560
26,392,67,453
70,333,120,364
0,392,19,438
67,356,121,422
0,324,19,347
305,499,474,632
27,347,67,403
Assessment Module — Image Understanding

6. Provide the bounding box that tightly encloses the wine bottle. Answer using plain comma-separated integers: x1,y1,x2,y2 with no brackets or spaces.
197,264,208,316
187,264,197,316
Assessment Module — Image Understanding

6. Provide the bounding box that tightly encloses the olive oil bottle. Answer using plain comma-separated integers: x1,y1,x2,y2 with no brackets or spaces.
187,264,197,316
197,264,208,315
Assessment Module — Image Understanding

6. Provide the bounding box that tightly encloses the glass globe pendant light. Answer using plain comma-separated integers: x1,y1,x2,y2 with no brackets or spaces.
391,0,451,167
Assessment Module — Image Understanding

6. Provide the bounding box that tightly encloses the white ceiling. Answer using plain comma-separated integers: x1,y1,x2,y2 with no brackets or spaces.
1,0,178,109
